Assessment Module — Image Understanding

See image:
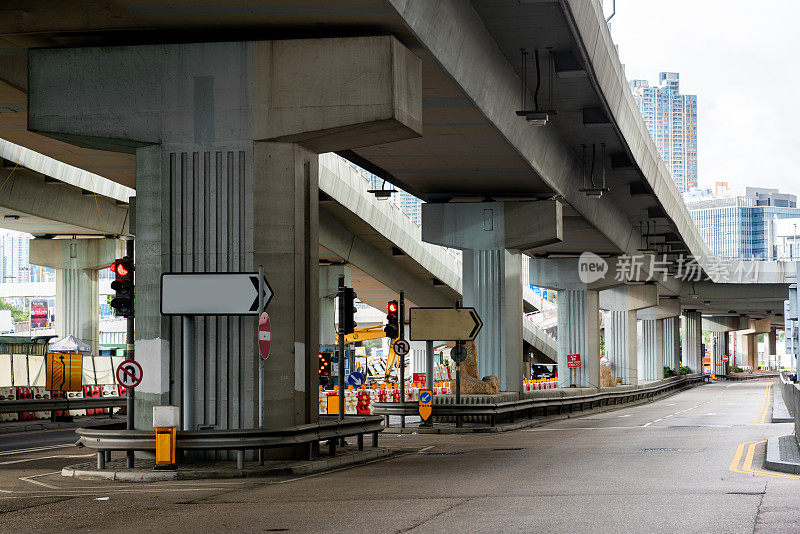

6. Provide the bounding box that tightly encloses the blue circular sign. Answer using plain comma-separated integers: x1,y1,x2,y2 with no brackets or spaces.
420,391,432,404
347,372,365,387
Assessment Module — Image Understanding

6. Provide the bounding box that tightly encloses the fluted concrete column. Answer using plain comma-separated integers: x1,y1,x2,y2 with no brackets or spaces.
682,310,702,373
766,327,777,370
605,310,637,385
711,331,726,376
557,288,600,388
663,316,680,370
30,238,123,354
463,249,523,391
639,319,663,381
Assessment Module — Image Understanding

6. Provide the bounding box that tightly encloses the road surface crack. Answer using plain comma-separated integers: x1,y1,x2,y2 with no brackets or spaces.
394,497,474,533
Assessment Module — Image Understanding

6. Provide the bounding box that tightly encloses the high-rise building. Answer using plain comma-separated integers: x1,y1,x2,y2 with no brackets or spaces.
0,230,55,283
685,186,800,258
0,230,32,283
630,72,698,192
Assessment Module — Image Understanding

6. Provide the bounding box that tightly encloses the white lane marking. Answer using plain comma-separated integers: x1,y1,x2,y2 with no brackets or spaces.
618,414,632,418
0,444,73,456
0,487,236,499
524,426,647,431
0,489,12,494
706,412,717,416
654,418,663,422
665,414,674,418
0,454,93,466
642,422,653,427
667,403,676,406
19,473,60,489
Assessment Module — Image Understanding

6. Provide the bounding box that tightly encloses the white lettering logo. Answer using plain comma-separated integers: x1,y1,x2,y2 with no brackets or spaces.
578,252,608,284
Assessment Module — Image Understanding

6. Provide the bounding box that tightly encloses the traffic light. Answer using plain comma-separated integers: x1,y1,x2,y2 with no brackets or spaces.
340,287,357,335
110,257,134,317
384,300,399,339
318,352,331,387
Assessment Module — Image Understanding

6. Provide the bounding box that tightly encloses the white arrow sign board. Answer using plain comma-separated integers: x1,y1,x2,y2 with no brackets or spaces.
161,272,273,316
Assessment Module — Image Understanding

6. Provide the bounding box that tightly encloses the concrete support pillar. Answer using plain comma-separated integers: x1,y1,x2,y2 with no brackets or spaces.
319,265,350,346
639,319,663,381
767,327,777,370
28,37,422,432
742,333,758,369
663,316,680,371
601,284,659,385
682,311,702,373
462,249,522,391
711,331,726,376
604,310,637,385
30,238,123,354
557,288,600,388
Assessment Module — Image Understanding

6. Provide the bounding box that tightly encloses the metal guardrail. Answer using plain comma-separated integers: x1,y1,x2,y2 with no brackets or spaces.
0,397,126,414
373,376,705,427
76,415,385,470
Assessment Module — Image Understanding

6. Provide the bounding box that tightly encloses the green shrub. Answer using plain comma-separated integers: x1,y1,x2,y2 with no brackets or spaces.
729,365,743,373
679,366,691,375
663,366,675,378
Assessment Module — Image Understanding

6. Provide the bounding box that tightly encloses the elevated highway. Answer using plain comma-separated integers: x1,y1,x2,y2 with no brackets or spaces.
0,0,791,430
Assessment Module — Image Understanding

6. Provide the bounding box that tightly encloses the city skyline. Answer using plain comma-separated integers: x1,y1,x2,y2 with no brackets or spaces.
608,0,800,197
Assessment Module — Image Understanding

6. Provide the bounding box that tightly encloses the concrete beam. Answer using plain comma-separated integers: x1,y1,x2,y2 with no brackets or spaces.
255,37,422,153
421,201,562,252
637,298,680,320
30,238,124,270
0,165,130,235
600,284,658,312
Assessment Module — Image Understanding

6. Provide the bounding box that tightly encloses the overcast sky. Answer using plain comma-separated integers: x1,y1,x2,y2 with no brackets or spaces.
606,0,800,195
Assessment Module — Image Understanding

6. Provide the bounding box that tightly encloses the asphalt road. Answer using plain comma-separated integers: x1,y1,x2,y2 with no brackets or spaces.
0,380,797,533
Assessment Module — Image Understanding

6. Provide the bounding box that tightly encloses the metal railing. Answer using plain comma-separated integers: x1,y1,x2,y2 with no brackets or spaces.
0,396,126,414
76,415,384,470
373,375,706,427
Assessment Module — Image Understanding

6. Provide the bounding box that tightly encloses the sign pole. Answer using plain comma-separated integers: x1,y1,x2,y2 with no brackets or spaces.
337,275,345,423
454,301,461,428
183,316,195,432
399,290,405,429
125,237,135,468
424,340,434,427
258,265,265,465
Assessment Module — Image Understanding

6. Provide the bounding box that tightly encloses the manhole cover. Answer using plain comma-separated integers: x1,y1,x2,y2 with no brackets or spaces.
640,448,682,452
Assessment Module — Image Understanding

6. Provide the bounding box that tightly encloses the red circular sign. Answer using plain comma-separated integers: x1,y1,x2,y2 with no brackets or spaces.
259,312,271,361
116,359,143,389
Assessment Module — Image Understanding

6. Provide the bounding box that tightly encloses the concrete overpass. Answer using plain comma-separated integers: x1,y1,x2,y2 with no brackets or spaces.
0,0,792,431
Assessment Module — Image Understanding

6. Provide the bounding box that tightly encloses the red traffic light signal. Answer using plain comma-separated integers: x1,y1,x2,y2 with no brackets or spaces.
388,301,398,314
111,261,131,278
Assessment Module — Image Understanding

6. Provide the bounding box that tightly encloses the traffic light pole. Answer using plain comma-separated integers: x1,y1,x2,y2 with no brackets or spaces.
125,237,135,468
399,291,405,429
337,275,345,422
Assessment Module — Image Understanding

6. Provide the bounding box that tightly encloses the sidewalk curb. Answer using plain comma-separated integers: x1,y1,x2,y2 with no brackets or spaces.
61,447,394,481
764,435,800,474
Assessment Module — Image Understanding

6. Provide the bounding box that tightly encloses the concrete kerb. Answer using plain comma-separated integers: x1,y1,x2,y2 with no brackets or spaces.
62,447,395,481
772,385,793,424
764,435,800,475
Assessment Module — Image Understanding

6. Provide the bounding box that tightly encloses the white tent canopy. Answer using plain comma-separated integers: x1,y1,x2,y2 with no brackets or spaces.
49,335,92,353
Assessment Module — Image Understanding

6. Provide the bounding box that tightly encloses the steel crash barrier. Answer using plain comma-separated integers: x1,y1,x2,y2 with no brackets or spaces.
76,415,385,470
373,375,707,427
0,396,126,414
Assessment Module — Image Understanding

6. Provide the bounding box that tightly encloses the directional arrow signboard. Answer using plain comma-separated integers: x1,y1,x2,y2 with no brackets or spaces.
161,272,273,316
408,307,483,341
418,389,433,421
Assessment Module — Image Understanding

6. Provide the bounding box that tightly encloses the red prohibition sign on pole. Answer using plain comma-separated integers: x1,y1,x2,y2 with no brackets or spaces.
259,312,272,361
116,359,143,389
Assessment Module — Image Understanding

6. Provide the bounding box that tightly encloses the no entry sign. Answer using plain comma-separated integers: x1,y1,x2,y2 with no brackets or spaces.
258,312,271,361
567,353,582,368
722,355,729,362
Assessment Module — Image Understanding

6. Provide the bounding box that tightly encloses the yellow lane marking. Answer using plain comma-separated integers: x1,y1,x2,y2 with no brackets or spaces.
729,439,800,480
752,382,773,424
